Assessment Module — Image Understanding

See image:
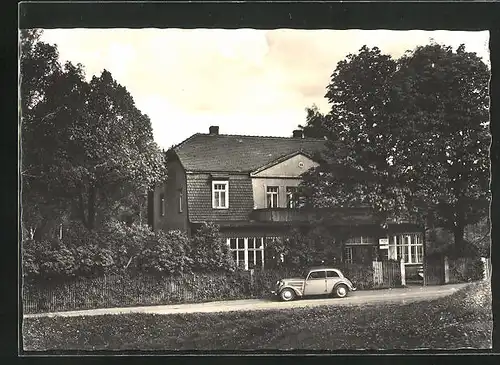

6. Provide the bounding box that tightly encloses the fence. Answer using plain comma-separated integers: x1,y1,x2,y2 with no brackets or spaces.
23,262,409,314
422,255,487,286
22,268,304,314
372,260,402,289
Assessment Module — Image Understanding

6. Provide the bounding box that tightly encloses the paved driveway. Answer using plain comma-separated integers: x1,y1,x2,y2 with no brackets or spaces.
24,283,470,319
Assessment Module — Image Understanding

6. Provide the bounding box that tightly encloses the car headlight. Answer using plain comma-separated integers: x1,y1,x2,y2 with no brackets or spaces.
276,280,281,285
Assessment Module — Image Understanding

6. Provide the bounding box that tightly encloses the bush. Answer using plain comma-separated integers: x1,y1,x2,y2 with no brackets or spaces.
449,257,484,283
102,221,151,271
189,223,235,273
22,238,77,280
139,230,192,275
339,263,375,290
284,227,341,270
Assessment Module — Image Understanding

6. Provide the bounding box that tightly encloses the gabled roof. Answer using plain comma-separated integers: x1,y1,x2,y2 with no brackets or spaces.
174,133,326,173
250,151,315,176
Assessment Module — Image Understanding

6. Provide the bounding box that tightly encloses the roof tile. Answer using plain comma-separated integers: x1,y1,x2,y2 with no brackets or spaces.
175,133,326,172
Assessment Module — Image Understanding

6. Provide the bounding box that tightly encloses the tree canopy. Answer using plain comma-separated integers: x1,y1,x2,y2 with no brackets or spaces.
300,43,490,254
20,29,167,237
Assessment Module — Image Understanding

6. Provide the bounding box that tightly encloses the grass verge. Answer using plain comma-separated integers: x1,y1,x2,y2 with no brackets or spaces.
23,281,492,351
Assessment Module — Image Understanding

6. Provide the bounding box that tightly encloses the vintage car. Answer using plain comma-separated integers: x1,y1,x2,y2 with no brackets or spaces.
271,266,356,302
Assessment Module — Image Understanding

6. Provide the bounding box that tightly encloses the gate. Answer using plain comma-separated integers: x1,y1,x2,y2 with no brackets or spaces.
382,261,402,288
423,256,445,285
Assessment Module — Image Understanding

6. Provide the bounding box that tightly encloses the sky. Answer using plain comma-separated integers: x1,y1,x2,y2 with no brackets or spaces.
40,29,490,150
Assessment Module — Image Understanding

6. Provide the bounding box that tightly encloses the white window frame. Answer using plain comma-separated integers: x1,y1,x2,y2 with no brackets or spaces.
388,233,423,264
178,188,183,213
212,181,229,209
266,186,279,208
227,237,265,270
345,236,375,245
344,247,353,264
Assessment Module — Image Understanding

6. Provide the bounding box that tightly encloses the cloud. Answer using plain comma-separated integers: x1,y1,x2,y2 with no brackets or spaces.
39,29,490,150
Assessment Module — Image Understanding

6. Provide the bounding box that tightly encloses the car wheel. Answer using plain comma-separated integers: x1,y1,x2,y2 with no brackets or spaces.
280,288,296,302
334,284,348,298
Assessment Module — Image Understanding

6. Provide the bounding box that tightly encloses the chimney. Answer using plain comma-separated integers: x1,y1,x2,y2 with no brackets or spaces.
292,129,304,139
209,126,219,135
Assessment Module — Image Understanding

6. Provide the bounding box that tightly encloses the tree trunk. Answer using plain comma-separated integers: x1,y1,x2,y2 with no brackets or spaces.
78,192,87,228
87,185,96,230
453,225,465,256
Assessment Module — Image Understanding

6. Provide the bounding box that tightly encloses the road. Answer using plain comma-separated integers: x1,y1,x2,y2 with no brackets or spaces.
24,283,469,319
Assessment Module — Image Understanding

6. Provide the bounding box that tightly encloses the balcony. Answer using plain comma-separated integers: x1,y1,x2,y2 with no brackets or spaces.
250,207,381,225
250,208,318,222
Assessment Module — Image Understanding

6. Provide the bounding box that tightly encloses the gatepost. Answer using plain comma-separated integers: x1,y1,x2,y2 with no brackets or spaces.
444,256,450,284
400,259,406,286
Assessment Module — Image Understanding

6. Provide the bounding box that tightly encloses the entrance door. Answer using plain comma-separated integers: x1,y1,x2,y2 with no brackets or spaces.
304,270,327,295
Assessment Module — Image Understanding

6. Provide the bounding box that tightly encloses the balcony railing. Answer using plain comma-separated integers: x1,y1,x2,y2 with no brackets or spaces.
251,207,383,224
250,208,318,222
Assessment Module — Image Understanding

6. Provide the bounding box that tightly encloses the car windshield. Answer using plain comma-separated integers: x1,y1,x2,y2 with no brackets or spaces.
302,270,310,278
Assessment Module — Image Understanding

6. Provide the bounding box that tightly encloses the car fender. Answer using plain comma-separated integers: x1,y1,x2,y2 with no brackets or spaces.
279,285,303,297
334,280,356,292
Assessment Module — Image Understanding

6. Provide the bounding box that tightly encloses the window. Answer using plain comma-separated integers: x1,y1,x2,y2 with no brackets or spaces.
266,186,279,208
247,238,264,269
229,238,246,269
159,193,165,217
344,247,353,264
227,237,265,270
178,188,183,213
388,233,423,263
212,181,229,209
345,236,375,245
286,187,299,208
308,271,326,280
327,270,340,278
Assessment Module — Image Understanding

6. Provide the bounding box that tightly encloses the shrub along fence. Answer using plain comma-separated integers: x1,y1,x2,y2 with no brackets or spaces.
423,255,487,286
23,268,306,314
23,271,253,314
447,257,485,284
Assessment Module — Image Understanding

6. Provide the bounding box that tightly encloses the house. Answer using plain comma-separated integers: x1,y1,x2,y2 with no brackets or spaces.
148,126,424,275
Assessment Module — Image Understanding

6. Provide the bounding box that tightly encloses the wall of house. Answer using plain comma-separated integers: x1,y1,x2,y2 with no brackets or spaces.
253,154,319,178
150,183,166,232
150,159,189,233
186,173,254,222
163,159,189,232
251,154,319,209
251,178,302,209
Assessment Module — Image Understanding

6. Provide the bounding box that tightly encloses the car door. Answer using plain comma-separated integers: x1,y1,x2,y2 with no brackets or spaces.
326,270,342,293
303,270,327,296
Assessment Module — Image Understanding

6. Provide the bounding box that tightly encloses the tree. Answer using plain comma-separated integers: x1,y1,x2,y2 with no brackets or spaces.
20,31,167,233
302,44,490,254
301,46,404,222
282,226,341,269
391,43,490,254
297,105,330,139
20,29,70,238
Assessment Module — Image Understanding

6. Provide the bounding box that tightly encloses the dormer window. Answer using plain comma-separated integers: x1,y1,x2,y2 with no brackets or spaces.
212,181,229,209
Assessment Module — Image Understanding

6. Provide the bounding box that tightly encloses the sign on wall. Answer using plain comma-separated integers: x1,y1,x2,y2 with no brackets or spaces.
379,238,389,248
